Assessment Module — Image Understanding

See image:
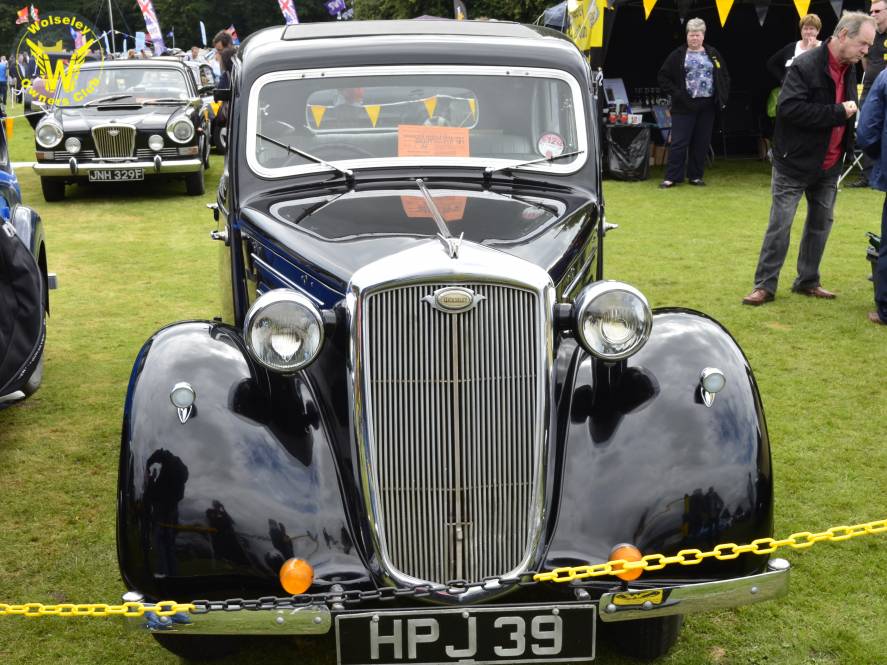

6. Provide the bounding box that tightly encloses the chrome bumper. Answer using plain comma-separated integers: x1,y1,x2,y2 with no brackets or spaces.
33,158,202,176
599,557,790,622
125,602,332,636
125,559,789,635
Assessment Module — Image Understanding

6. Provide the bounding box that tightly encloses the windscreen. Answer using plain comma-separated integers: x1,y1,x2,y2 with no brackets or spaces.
249,67,586,176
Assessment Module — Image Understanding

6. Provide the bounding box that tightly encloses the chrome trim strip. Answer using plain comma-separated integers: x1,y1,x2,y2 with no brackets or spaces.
247,65,588,180
347,240,556,601
128,604,331,635
33,159,202,175
599,560,790,622
250,253,325,306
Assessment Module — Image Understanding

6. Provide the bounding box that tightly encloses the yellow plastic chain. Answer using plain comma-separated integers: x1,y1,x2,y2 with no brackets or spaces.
1,517,884,617
534,517,887,583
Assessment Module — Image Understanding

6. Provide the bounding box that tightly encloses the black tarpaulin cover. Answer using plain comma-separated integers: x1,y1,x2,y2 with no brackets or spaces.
0,219,45,397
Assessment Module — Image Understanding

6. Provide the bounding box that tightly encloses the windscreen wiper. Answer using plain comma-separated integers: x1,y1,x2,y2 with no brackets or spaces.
415,178,463,259
484,150,585,180
256,132,353,185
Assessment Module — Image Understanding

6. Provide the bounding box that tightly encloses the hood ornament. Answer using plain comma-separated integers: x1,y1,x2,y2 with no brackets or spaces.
423,286,485,314
415,178,462,259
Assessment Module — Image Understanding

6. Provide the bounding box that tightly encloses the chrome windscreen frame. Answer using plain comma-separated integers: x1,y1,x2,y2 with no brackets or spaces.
246,65,589,180
346,240,557,601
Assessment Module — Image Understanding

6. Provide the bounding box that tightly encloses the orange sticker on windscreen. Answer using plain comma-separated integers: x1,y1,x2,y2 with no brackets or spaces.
400,195,467,222
398,125,470,157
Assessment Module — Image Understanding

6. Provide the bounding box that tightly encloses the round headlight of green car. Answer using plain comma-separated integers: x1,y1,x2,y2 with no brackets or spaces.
574,281,652,361
36,122,64,148
166,117,194,144
244,290,325,373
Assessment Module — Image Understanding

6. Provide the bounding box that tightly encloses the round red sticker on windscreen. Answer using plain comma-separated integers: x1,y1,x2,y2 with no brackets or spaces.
537,133,565,158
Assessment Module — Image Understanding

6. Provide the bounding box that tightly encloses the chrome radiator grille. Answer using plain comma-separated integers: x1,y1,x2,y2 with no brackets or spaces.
363,282,541,584
91,125,136,159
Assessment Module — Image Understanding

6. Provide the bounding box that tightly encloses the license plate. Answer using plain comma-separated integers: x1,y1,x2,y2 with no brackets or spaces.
335,603,595,665
89,168,144,182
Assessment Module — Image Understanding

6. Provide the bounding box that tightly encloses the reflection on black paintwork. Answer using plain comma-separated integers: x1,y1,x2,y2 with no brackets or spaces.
143,449,189,577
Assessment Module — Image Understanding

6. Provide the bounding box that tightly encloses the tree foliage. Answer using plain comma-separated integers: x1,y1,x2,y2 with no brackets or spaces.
355,0,552,22
2,0,338,57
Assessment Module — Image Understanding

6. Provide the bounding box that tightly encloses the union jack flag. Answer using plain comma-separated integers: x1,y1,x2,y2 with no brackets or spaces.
277,0,299,24
136,0,166,54
16,6,29,24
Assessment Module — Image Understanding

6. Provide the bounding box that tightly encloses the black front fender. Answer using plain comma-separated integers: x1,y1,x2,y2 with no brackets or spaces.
546,309,773,581
117,321,367,601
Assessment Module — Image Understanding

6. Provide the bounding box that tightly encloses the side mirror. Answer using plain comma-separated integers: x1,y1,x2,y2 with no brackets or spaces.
213,88,231,102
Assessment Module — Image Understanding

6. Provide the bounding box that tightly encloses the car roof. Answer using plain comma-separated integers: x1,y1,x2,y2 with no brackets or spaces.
237,20,585,84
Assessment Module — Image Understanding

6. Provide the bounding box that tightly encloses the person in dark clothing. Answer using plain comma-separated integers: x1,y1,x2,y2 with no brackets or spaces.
767,14,822,85
846,1,887,188
656,17,730,188
743,12,875,306
854,67,887,325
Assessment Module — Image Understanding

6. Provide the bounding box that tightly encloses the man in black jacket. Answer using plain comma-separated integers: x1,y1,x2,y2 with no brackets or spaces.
743,12,876,306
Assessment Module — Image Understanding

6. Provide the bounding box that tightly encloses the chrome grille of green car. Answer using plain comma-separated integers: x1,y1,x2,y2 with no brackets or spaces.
363,282,541,584
91,125,136,159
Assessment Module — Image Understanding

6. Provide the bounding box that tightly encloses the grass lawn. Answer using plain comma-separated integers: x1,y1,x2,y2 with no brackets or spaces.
1,99,885,665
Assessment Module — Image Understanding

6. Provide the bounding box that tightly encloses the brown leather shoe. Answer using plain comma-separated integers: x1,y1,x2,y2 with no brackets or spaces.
869,311,887,325
742,288,775,306
792,285,837,299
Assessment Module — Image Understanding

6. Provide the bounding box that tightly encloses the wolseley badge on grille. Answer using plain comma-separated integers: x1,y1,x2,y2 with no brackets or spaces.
423,286,485,314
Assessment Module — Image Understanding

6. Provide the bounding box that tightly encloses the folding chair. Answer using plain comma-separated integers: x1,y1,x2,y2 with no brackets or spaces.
839,149,865,186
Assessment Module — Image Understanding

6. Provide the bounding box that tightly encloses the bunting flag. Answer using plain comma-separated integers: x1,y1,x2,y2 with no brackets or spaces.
793,0,811,19
589,0,607,48
225,25,240,45
715,0,734,26
136,0,166,54
29,5,39,22
16,6,29,24
829,0,843,18
423,96,438,119
755,2,769,26
277,0,299,25
642,0,657,20
325,0,346,17
364,105,381,127
454,0,467,20
309,105,326,127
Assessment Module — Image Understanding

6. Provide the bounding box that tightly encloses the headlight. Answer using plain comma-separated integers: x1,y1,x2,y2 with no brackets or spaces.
36,122,64,148
244,290,325,373
148,134,165,151
166,117,195,144
64,137,81,154
574,281,652,360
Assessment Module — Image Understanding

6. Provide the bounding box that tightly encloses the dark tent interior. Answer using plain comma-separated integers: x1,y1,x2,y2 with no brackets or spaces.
593,0,868,155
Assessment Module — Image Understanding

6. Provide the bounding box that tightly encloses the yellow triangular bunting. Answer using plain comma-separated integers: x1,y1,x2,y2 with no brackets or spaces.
793,0,811,18
365,105,381,127
210,101,222,116
715,0,734,26
423,96,438,119
590,0,607,47
642,0,657,19
468,98,476,119
310,105,327,128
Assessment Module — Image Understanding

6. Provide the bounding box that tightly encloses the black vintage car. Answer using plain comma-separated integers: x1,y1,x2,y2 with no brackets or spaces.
1,125,53,407
32,59,212,201
117,21,789,662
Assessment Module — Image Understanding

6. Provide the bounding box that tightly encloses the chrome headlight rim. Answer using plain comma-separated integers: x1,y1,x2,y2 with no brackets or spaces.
244,289,325,374
574,280,652,361
166,117,195,144
36,121,64,149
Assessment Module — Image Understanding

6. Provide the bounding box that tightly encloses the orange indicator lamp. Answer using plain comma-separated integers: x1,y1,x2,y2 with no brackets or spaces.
608,543,643,582
279,558,314,594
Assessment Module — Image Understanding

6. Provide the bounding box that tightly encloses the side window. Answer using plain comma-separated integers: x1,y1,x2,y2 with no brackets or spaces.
0,128,10,173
